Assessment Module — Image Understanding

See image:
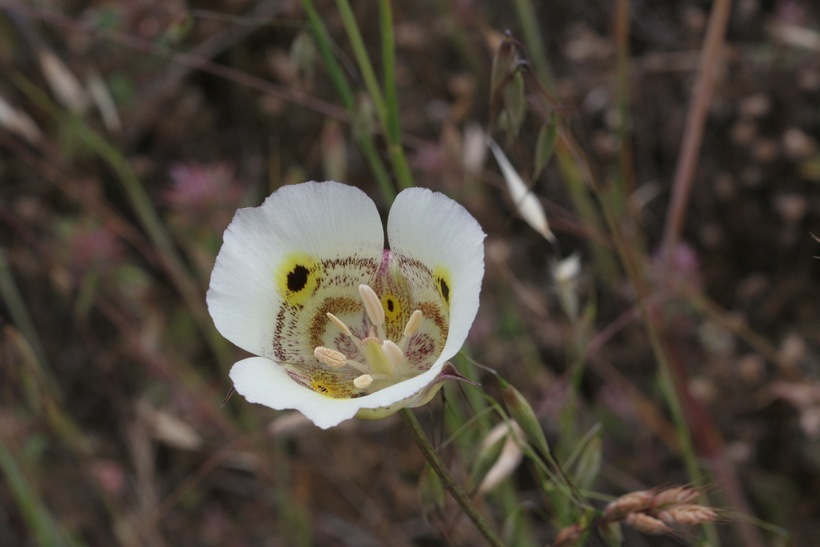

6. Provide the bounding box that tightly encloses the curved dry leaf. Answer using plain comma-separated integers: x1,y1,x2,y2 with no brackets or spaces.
489,139,555,241
0,96,42,144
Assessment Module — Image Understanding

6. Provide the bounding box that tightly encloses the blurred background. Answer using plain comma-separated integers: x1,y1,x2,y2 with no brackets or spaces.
0,0,818,545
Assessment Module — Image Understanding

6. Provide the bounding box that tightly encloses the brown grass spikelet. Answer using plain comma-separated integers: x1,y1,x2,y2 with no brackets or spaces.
651,486,699,510
603,490,654,520
656,504,719,526
624,512,672,535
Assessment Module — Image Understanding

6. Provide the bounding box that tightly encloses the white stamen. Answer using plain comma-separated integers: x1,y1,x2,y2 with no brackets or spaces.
382,339,404,371
313,346,348,368
404,309,423,337
317,287,416,387
358,284,385,327
354,374,374,389
326,312,353,337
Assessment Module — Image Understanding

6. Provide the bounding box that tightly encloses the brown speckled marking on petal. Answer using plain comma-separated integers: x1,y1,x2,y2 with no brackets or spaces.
417,301,447,334
308,296,361,349
268,248,453,400
286,369,312,389
271,256,378,363
308,368,358,399
404,332,438,371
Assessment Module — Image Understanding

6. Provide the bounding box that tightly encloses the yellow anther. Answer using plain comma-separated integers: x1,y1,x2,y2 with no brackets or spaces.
358,284,385,327
313,346,348,368
403,309,423,337
354,374,374,389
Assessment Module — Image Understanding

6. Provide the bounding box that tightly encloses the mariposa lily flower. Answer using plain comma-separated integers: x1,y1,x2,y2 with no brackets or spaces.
207,181,485,428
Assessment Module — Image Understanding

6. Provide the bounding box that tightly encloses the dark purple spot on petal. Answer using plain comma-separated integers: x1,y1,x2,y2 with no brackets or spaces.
287,265,310,292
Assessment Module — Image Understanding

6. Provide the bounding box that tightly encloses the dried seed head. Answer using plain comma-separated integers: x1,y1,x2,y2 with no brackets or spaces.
624,512,672,535
604,490,654,520
499,377,551,456
652,486,699,510
657,504,719,526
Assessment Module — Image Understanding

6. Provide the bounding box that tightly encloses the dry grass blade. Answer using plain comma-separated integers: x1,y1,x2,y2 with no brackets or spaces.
488,138,555,242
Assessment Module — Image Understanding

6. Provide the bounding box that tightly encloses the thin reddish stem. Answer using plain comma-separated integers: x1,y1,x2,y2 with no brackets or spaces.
662,0,732,254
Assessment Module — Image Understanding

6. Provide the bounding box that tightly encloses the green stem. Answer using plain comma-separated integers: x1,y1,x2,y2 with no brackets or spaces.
511,0,554,89
400,409,505,547
301,0,355,110
336,0,387,124
378,0,413,189
0,247,47,367
337,0,413,189
379,0,399,145
0,441,71,546
613,0,634,196
301,0,396,200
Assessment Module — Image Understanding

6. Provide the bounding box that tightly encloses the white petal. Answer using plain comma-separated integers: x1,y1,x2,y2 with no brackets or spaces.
488,139,555,241
387,188,485,367
231,356,450,429
207,181,383,357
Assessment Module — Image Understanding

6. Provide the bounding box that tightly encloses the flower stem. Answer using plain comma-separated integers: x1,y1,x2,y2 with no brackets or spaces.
400,409,505,547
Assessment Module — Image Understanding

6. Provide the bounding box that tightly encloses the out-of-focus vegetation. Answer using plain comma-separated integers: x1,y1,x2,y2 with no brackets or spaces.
0,1,818,545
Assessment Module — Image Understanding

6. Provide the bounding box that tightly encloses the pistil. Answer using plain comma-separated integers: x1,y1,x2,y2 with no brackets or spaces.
382,340,404,371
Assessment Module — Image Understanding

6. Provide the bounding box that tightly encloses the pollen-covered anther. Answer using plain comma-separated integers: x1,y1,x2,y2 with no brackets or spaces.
358,283,385,327
314,346,348,368
354,374,374,389
381,339,404,371
403,309,423,337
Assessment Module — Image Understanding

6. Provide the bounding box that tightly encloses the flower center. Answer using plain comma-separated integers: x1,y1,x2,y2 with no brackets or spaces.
312,283,424,393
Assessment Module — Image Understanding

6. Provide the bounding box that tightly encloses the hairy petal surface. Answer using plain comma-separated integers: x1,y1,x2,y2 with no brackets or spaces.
207,182,383,357
387,188,485,370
